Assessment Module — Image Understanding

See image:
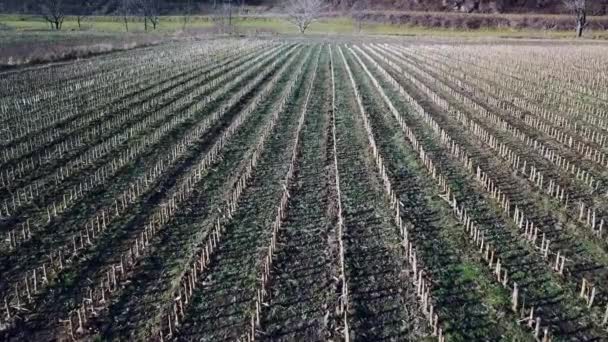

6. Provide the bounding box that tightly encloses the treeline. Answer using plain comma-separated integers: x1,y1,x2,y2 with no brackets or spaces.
0,0,271,15
358,10,608,31
333,0,607,15
2,0,607,15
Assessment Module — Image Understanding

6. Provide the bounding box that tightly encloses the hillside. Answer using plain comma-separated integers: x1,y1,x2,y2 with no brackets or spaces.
1,0,607,16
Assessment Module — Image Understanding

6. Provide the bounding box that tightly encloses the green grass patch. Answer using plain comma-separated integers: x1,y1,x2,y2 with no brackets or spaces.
2,14,607,39
0,14,213,33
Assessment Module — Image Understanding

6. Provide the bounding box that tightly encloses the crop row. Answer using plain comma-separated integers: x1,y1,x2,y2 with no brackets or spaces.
0,43,298,339
355,43,608,340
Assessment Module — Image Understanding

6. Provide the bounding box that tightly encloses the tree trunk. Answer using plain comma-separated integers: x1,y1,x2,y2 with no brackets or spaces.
144,17,148,31
576,10,586,38
124,16,129,32
77,17,81,30
577,21,583,37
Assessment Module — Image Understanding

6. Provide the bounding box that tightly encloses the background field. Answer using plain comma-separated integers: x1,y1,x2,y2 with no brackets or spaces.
2,11,608,69
3,13,608,37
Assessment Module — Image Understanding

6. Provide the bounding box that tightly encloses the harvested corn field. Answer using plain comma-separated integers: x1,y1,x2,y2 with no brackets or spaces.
1,39,608,341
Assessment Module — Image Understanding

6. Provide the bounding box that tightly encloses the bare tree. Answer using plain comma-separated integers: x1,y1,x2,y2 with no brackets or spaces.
76,13,85,30
182,0,193,30
76,0,96,30
147,0,160,30
119,0,131,32
136,0,160,31
237,0,247,15
351,0,368,33
285,0,325,34
213,0,234,33
40,0,65,30
563,0,587,37
223,0,234,29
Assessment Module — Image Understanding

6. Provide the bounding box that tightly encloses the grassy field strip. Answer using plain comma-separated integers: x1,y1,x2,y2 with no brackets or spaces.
171,47,314,342
334,46,432,341
0,43,264,189
57,45,307,341
0,45,298,336
5,14,608,38
357,44,608,339
0,43,286,269
256,46,338,341
245,47,320,342
0,45,272,223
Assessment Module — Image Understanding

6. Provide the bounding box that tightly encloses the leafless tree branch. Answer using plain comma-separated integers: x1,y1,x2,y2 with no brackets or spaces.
563,0,587,37
76,0,96,30
351,0,368,33
285,0,325,34
118,0,133,32
39,0,65,30
135,0,161,31
182,0,193,30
